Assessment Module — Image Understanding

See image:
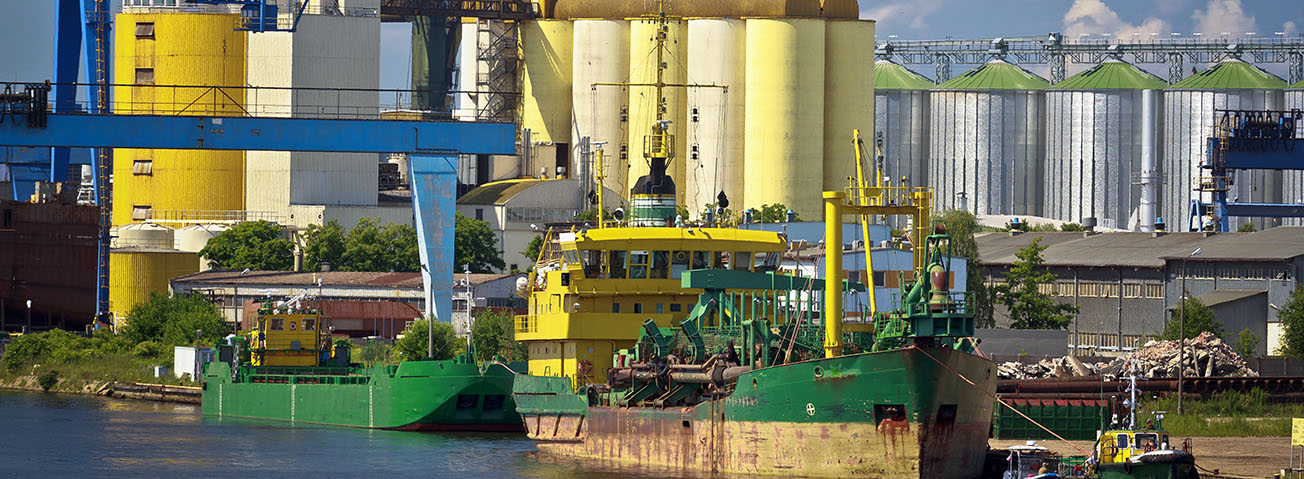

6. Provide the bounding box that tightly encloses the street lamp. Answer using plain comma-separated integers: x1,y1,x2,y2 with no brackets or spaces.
25,299,32,333
1178,247,1202,415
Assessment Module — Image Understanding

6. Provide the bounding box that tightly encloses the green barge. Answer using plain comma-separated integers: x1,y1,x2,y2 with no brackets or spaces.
200,297,523,431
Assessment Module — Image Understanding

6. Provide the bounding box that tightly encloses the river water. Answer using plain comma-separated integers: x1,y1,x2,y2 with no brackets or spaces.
0,390,667,478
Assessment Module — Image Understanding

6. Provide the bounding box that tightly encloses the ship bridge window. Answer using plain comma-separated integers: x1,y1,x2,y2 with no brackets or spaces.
630,251,649,279
561,250,581,266
609,251,627,279
650,251,669,279
732,252,753,271
270,318,285,331
712,251,726,268
303,319,316,331
671,251,690,278
581,250,603,277
1116,433,1129,450
756,252,781,273
691,251,709,270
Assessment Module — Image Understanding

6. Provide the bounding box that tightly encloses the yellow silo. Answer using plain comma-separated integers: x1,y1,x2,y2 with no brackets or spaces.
743,18,826,218
109,248,201,329
571,19,631,196
519,20,574,177
627,17,688,203
823,19,875,192
112,12,247,226
686,18,746,215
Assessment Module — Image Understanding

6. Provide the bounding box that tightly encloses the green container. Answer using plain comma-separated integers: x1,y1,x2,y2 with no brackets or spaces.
993,398,1109,441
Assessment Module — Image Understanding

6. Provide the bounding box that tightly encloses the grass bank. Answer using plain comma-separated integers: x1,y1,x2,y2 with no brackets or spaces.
1139,389,1304,437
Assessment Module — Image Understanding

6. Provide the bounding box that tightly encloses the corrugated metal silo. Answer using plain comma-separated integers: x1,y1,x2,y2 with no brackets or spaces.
822,19,875,193
929,59,1048,216
1164,59,1287,231
743,18,826,218
628,18,689,202
1045,59,1167,229
686,18,746,215
572,19,630,196
873,59,932,190
1284,80,1304,226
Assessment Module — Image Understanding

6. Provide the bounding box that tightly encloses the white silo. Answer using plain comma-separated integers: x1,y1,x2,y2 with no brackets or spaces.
685,18,746,216
572,19,630,196
1284,80,1304,226
873,58,932,190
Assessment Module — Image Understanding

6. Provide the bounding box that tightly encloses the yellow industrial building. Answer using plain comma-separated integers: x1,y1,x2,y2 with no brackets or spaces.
517,0,873,219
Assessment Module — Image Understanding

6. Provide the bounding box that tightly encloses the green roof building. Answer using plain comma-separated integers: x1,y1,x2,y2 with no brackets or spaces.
1168,58,1287,90
933,59,1049,91
1050,59,1167,91
873,59,933,193
874,59,935,90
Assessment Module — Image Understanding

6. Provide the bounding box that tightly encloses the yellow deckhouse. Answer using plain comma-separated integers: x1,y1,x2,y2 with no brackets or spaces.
517,225,787,387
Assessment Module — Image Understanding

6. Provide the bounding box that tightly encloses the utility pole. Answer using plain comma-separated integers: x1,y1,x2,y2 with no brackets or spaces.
1177,247,1202,415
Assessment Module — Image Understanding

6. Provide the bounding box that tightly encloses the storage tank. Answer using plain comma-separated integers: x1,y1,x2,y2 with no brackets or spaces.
873,58,933,190
743,18,826,218
520,20,574,176
627,18,689,204
929,59,1048,216
176,223,229,270
1045,59,1167,230
1285,80,1304,226
109,248,201,327
111,222,175,249
571,19,631,196
822,19,875,194
112,11,247,227
685,18,746,216
1164,58,1287,231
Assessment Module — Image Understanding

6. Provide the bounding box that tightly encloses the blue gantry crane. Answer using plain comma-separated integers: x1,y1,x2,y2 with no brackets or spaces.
20,0,515,326
1189,109,1304,232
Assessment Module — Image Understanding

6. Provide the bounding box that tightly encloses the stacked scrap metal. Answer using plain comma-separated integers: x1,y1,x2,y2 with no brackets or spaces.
996,332,1257,380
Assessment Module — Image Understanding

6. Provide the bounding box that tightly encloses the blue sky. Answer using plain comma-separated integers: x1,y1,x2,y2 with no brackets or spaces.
2,0,1301,88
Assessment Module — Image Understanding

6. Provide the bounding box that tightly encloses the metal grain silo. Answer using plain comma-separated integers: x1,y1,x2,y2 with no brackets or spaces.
743,18,825,218
686,18,746,215
1284,80,1304,226
628,18,689,202
520,20,573,174
1045,59,1167,230
572,19,630,196
873,59,933,190
822,19,875,193
1164,59,1287,231
929,59,1048,216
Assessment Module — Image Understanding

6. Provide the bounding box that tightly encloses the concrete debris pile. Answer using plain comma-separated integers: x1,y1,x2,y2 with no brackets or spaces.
996,332,1257,380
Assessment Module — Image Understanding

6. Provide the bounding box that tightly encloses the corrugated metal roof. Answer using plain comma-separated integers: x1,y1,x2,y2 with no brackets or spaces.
874,59,935,90
977,231,1248,268
1290,78,1304,89
1158,226,1304,261
1192,289,1265,307
932,59,1049,91
1168,58,1287,90
1049,59,1167,90
457,178,550,205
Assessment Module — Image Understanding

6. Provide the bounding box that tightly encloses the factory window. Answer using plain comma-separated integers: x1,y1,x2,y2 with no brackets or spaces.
131,205,152,221
1,209,11,229
475,208,483,221
1123,283,1144,299
135,68,155,85
135,22,155,39
132,160,153,175
1146,284,1164,298
1037,283,1055,295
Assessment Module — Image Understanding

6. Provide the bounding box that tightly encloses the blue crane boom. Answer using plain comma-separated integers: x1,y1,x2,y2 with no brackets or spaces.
0,85,514,329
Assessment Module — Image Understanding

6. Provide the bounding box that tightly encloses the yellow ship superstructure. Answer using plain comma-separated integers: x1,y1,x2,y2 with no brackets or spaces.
517,226,786,386
248,300,324,367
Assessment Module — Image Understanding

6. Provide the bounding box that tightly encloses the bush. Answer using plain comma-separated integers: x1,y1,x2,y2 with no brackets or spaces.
471,309,527,363
394,319,460,362
121,292,231,347
37,370,59,391
131,341,168,359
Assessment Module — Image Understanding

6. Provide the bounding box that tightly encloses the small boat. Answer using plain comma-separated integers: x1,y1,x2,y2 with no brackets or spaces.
1000,442,1063,479
1078,360,1199,479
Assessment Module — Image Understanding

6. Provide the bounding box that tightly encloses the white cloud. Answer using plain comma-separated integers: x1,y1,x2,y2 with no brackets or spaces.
1063,0,1171,39
861,0,944,30
1191,0,1257,36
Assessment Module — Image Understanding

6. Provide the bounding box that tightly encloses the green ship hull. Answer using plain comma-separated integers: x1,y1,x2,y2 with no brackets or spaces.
202,360,524,431
513,345,996,478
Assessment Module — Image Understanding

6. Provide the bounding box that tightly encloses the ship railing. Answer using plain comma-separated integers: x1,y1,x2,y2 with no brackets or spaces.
248,366,352,376
890,290,975,317
145,209,283,226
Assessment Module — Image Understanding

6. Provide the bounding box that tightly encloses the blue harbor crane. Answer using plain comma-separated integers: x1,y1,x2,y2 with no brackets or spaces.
1188,109,1304,232
20,0,517,327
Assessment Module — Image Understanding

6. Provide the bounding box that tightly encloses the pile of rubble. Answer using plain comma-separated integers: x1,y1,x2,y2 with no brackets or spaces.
996,332,1257,380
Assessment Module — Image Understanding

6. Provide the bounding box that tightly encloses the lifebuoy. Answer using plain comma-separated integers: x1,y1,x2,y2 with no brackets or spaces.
577,359,593,375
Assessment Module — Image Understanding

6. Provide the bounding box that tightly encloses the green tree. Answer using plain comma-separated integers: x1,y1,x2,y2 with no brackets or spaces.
755,203,798,223
393,318,460,361
1276,286,1304,357
335,218,420,273
455,212,506,273
938,210,995,328
120,292,232,347
302,219,346,271
1157,295,1223,340
1238,222,1257,232
199,220,293,271
1058,223,1085,232
994,237,1079,329
470,309,528,363
357,339,394,367
521,235,544,264
1234,328,1262,359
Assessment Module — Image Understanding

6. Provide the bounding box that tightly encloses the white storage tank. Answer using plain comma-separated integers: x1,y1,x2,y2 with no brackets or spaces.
1284,80,1304,226
929,59,1048,216
686,18,746,216
1164,58,1287,231
873,58,932,190
1044,59,1167,230
571,19,631,196
176,223,230,254
111,223,175,249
